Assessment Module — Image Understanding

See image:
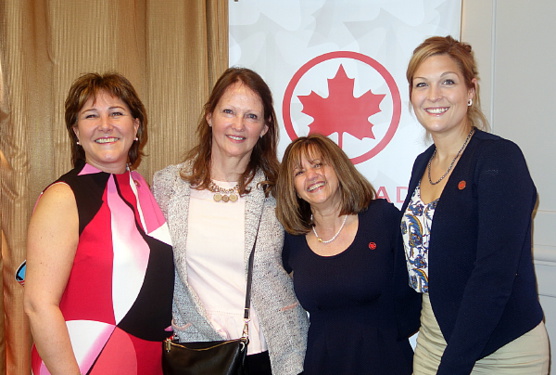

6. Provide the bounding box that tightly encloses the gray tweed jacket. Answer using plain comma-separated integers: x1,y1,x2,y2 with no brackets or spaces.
153,163,308,375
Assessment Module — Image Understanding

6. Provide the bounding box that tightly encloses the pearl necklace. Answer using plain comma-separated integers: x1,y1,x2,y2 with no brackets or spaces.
427,128,475,185
312,215,348,244
208,181,239,203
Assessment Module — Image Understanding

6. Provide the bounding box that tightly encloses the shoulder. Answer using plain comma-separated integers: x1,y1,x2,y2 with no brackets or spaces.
468,130,530,179
51,163,86,186
152,163,191,209
153,163,189,190
41,182,75,203
473,130,525,160
154,162,187,181
283,231,305,263
358,199,401,231
30,182,77,231
40,165,80,203
467,131,535,199
365,198,400,217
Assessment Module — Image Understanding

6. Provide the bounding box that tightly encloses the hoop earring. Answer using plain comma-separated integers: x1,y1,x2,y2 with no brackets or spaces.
467,98,473,107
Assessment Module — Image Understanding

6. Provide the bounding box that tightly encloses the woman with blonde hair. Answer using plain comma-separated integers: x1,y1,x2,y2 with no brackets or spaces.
401,35,549,374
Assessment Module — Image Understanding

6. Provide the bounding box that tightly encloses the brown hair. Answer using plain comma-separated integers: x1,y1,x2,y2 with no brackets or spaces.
406,35,490,131
65,72,147,168
181,67,279,196
275,134,375,235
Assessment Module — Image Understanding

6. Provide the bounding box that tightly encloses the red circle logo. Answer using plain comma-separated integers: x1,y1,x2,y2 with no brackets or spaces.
282,51,401,164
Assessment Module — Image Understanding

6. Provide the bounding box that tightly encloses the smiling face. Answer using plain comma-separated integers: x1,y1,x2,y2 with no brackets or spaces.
207,82,269,167
73,90,139,173
293,150,341,211
410,54,475,136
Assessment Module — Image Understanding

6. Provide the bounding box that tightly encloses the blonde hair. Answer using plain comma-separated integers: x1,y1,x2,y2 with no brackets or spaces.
406,35,490,132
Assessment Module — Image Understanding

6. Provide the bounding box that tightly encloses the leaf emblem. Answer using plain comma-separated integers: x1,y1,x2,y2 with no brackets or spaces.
298,64,385,148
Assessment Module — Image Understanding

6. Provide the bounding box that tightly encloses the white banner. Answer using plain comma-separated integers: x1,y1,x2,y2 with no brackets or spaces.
230,0,461,206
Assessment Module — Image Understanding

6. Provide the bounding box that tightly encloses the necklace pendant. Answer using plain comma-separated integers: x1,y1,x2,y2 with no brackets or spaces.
209,181,239,203
312,215,349,244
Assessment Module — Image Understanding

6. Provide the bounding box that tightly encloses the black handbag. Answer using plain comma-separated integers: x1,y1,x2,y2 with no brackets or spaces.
162,226,259,375
162,337,248,375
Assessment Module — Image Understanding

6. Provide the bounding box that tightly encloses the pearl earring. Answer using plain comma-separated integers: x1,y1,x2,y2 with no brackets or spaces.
467,98,473,107
76,140,81,145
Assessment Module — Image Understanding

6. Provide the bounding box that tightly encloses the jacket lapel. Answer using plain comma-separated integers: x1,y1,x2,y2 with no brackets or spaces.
243,170,266,268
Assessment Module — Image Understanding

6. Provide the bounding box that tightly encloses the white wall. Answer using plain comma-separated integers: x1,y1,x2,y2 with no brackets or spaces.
462,0,556,371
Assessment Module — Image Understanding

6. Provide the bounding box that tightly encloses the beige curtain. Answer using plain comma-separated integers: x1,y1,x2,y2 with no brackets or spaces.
0,1,228,373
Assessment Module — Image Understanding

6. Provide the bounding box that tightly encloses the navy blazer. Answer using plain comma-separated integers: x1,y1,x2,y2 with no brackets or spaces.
400,129,544,375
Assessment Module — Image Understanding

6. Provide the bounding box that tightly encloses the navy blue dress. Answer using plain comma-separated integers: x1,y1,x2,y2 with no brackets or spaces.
283,199,415,375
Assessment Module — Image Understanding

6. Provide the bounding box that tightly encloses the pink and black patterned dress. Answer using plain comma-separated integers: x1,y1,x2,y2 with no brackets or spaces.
31,161,174,375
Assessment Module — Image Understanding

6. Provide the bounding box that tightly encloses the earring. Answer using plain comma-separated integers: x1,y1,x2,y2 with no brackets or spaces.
76,140,81,145
467,98,473,107
134,137,139,141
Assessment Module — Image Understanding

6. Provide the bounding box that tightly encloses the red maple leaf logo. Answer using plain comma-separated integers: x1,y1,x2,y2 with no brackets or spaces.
298,64,385,148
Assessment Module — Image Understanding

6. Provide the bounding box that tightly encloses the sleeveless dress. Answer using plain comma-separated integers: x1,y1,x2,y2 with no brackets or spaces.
31,161,174,375
283,199,413,375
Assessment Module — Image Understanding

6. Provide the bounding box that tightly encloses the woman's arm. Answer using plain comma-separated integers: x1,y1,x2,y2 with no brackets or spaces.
24,183,81,375
386,202,421,340
437,140,537,375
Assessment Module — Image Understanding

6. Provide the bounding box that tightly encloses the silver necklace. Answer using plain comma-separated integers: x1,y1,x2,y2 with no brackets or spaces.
312,215,348,244
427,128,475,185
208,181,239,203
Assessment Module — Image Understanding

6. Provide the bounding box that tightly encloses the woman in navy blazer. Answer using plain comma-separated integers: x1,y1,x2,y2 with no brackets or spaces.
400,35,549,374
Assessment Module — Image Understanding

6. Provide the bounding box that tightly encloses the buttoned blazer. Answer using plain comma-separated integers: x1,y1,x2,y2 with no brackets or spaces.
400,130,544,375
153,163,308,375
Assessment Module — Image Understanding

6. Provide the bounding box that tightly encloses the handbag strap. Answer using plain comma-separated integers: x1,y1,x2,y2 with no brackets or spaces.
241,208,263,340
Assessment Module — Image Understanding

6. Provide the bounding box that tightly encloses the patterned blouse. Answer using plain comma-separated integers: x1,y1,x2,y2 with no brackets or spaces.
400,184,438,293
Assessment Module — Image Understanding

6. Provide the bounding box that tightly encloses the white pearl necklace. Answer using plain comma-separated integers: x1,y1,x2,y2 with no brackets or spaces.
312,215,348,244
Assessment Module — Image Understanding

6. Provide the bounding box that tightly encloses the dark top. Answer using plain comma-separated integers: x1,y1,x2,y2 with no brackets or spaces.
283,199,418,375
400,129,544,375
